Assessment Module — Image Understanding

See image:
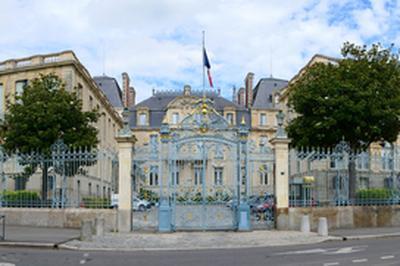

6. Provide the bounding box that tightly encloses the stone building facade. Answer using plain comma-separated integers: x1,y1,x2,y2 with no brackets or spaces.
0,51,123,203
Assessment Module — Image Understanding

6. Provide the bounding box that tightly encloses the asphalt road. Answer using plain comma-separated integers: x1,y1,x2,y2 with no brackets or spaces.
0,237,400,266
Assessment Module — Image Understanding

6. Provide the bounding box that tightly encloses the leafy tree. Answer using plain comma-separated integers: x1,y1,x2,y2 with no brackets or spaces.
287,42,400,199
0,73,99,200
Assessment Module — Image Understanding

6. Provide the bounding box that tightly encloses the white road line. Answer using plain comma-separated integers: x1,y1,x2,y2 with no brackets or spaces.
80,259,86,264
83,253,89,257
323,262,339,266
0,263,16,266
352,258,368,263
381,255,395,260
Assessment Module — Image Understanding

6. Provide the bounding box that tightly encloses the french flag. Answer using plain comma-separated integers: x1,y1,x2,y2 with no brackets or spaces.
203,48,214,88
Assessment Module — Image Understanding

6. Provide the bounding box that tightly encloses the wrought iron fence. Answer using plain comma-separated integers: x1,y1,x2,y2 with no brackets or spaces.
0,139,118,209
289,140,400,208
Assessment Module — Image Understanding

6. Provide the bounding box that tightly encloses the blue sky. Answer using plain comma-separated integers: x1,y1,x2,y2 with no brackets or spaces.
0,0,399,102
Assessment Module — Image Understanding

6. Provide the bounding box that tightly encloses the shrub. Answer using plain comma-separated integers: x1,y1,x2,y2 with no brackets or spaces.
82,196,110,208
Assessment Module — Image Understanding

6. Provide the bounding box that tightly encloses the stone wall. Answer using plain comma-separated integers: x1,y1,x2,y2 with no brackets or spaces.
0,208,118,231
287,205,400,231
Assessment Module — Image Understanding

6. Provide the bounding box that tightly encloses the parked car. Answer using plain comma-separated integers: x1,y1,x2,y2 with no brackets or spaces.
110,194,151,211
132,197,151,211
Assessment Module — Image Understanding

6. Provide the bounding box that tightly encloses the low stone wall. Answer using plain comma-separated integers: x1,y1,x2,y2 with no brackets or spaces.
288,205,400,231
0,208,118,231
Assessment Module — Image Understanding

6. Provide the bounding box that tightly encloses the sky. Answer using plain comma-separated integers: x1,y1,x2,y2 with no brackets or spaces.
0,0,399,102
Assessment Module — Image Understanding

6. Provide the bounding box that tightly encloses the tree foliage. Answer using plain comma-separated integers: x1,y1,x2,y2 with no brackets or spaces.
287,42,400,150
1,73,99,152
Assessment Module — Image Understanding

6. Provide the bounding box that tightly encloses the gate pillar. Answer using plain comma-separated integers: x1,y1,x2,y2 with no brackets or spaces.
270,111,290,230
158,122,172,232
116,108,136,233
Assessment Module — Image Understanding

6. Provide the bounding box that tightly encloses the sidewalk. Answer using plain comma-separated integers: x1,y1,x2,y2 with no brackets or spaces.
330,227,400,240
62,230,331,251
0,225,79,247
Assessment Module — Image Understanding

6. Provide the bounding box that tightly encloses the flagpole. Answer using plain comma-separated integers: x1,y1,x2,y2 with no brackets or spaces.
202,30,205,99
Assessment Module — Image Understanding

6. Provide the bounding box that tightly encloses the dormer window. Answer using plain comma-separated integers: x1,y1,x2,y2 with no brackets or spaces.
138,113,147,126
226,113,234,125
172,112,179,124
260,113,267,126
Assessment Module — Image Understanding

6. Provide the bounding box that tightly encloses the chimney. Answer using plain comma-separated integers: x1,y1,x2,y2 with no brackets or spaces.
232,86,237,103
129,86,136,106
238,87,245,106
245,72,254,108
122,72,130,108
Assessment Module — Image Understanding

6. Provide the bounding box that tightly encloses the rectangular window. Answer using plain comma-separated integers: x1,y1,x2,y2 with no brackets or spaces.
226,113,234,125
384,177,394,188
103,186,106,198
88,182,92,196
15,80,27,99
260,165,268,185
139,113,147,126
89,96,93,110
15,176,27,190
170,171,180,185
359,177,369,189
260,113,267,126
172,112,179,124
96,184,100,197
0,84,3,120
194,160,203,185
214,167,223,185
149,166,159,186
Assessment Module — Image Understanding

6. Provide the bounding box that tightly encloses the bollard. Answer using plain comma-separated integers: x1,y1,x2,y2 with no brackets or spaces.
300,215,310,233
95,218,105,237
80,220,93,241
318,217,328,237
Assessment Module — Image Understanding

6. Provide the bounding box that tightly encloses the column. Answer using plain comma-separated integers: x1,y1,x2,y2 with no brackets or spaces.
116,108,136,233
270,110,291,230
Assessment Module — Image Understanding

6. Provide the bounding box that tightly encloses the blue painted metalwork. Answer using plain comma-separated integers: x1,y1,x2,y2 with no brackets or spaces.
131,99,275,231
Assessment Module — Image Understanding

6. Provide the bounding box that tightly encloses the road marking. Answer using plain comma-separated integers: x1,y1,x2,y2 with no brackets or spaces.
352,258,368,263
0,263,16,266
83,253,89,257
80,259,86,264
323,262,339,266
381,255,395,260
276,248,326,255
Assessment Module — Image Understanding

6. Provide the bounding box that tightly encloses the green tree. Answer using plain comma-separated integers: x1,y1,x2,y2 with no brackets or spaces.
287,42,400,199
1,73,99,200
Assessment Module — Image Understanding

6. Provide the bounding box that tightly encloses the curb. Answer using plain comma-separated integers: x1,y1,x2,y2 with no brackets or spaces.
338,232,400,241
0,241,55,248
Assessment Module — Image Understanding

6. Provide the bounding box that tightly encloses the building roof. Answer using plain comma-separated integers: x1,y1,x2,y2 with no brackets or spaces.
130,89,249,128
252,77,288,109
93,76,123,109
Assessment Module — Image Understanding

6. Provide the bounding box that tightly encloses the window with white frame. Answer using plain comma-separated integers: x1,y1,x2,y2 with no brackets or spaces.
226,113,234,125
149,166,159,186
259,164,268,185
259,136,268,153
214,167,223,185
359,177,369,189
356,152,370,170
139,113,147,126
0,83,4,119
194,161,203,185
15,80,27,99
172,112,179,124
381,143,393,171
260,113,267,126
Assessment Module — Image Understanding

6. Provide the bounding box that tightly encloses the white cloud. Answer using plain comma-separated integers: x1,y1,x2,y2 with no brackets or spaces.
0,0,397,102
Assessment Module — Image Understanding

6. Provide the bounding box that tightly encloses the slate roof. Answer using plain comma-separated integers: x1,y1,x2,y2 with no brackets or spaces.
252,77,288,109
130,90,249,128
93,76,123,108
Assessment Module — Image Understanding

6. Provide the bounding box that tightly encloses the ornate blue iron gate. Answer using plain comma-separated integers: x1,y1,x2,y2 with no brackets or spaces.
131,99,275,231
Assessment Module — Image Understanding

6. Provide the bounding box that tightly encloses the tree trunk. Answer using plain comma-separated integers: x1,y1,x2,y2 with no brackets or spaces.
348,160,356,201
41,162,48,201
